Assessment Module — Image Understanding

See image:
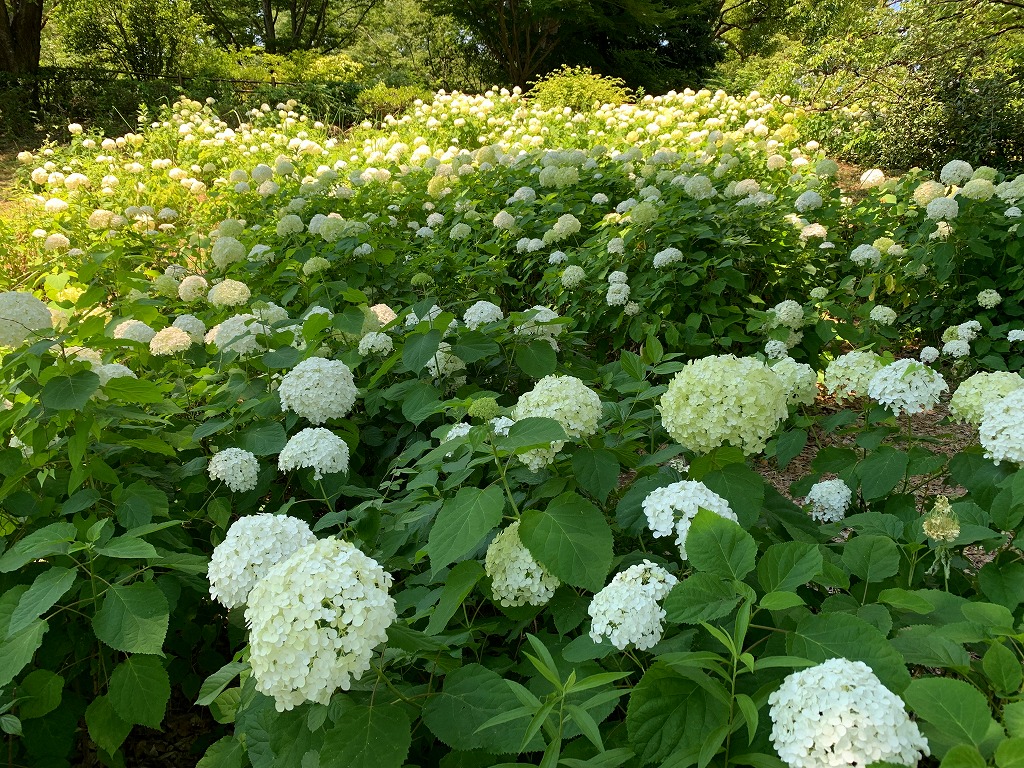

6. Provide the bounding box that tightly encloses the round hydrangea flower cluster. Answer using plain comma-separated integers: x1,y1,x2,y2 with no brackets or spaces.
642,481,737,559
977,289,1002,309
463,300,504,330
561,265,585,289
0,291,52,347
207,513,316,608
588,561,677,650
765,340,789,360
245,537,396,711
940,159,974,185
913,180,946,207
485,521,560,607
926,197,958,221
869,305,897,326
867,360,948,417
212,236,246,270
208,447,260,493
979,389,1024,465
278,427,350,479
149,326,193,355
770,300,804,330
794,190,823,212
849,245,881,267
769,658,929,768
658,355,789,455
514,305,563,349
949,372,1024,425
178,275,208,302
113,319,156,343
771,358,818,406
425,342,466,380
919,346,939,363
823,351,885,402
653,247,683,268
279,358,357,424
205,314,267,356
804,479,853,523
357,331,393,356
511,375,603,470
208,279,251,307
942,339,970,358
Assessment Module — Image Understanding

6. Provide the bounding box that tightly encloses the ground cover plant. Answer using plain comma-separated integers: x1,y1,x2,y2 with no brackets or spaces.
1,85,1024,768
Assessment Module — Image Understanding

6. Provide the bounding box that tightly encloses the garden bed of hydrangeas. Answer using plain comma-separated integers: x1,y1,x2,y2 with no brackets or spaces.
0,87,1023,768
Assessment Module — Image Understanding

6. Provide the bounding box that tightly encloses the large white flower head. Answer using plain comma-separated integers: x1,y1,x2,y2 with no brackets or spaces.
867,359,947,417
980,388,1024,465
149,326,193,356
658,355,789,455
211,236,246,270
913,180,946,207
205,314,267,356
588,561,677,650
770,300,804,330
178,275,209,302
771,357,818,406
940,160,973,185
208,447,260,493
245,537,396,712
926,197,958,221
823,351,885,402
278,427,350,480
849,245,881,267
357,331,393,356
794,190,823,212
514,306,564,349
561,265,586,289
511,375,602,471
208,279,251,307
113,319,156,343
653,247,683,268
769,658,928,768
463,300,504,330
804,479,853,523
207,513,316,609
950,372,1024,426
278,357,357,424
642,481,737,559
485,520,560,607
0,292,52,347
425,342,466,380
977,289,1002,309
869,305,897,326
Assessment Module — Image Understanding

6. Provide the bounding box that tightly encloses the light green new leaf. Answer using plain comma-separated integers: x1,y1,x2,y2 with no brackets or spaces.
903,677,1001,757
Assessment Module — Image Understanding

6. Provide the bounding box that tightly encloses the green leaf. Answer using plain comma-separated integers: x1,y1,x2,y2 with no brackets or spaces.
85,695,132,756
519,492,613,591
759,591,805,610
8,567,76,637
788,612,910,692
878,588,935,614
400,381,441,425
197,736,244,768
196,661,249,706
757,542,822,594
685,510,756,581
701,464,765,528
663,575,740,625
101,376,165,403
497,417,569,452
0,619,47,688
237,422,287,456
626,662,730,765
426,560,484,635
903,677,1001,756
108,655,170,729
1005,702,1024,738
113,481,168,528
452,332,500,363
775,429,807,471
0,522,78,572
858,446,909,500
843,535,900,583
422,664,542,753
262,345,303,369
941,745,987,768
62,488,101,515
996,738,1024,768
979,561,1024,610
983,642,1023,696
92,582,169,655
17,669,63,720
403,328,442,372
571,448,619,504
94,537,160,560
515,339,557,378
427,485,505,573
40,371,100,410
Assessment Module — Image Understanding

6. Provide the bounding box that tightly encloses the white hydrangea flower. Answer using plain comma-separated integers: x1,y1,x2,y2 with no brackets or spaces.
492,210,516,229
684,174,715,199
279,358,357,424
769,658,928,768
770,300,804,330
485,520,560,607
276,214,304,236
211,236,246,270
771,358,818,406
869,305,897,326
824,351,885,402
926,197,958,221
463,300,504,330
940,159,974,185
149,326,193,355
653,247,683,268
850,244,881,267
606,283,630,306
859,169,885,188
208,448,261,494
113,319,156,343
357,331,393,356
514,306,563,350
561,265,586,289
208,279,251,307
608,271,628,285
205,314,267,356
794,190,823,212
246,538,396,711
607,237,625,255
642,481,737,559
960,178,994,201
765,340,789,360
0,291,52,347
804,479,852,523
980,389,1024,465
278,427,350,480
511,375,602,471
96,363,136,387
942,339,970,358
449,222,472,240
919,346,939,363
977,289,1002,309
810,287,828,300
913,180,946,207
589,561,677,650
658,355,789,455
548,250,568,265
867,359,948,417
1008,330,1024,342
949,372,1024,426
178,275,209,302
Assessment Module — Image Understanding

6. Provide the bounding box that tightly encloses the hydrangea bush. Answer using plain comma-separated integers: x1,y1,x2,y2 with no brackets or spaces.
0,88,1022,768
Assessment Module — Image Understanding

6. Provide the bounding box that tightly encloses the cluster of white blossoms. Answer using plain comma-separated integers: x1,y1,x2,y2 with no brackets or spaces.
605,271,630,306
211,236,246,270
245,537,396,711
205,314,267,356
769,658,929,768
492,210,516,230
357,331,393,356
113,319,156,343
208,447,261,493
849,244,881,267
0,291,52,347
514,305,563,350
794,190,823,212
652,246,683,268
588,561,677,650
462,300,504,330
823,351,885,402
658,355,789,455
804,479,853,523
925,197,958,221
425,342,466,381
867,359,947,417
771,358,818,406
949,372,1024,426
977,289,1002,309
642,481,737,559
149,326,193,356
485,521,560,607
207,513,317,608
769,300,804,330
561,264,586,289
869,305,897,326
979,389,1024,465
178,275,209,302
278,427,350,480
208,279,251,307
278,357,357,424
919,346,939,363
940,159,974,185
510,375,602,470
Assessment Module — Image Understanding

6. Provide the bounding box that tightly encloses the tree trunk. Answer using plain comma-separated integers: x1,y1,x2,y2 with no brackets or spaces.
262,0,277,53
0,0,44,74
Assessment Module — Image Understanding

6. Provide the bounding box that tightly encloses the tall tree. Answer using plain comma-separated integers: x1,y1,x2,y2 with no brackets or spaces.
0,0,51,73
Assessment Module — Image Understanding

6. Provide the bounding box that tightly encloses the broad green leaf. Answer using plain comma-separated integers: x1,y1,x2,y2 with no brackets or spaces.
878,588,935,614
237,422,287,456
40,371,100,410
775,429,807,471
497,417,569,452
997,738,1024,768
702,464,765,528
843,535,900,583
197,736,244,768
113,481,168,528
263,345,303,369
8,567,76,637
759,591,805,610
94,536,160,560
0,522,77,572
102,376,165,403
1006,702,1024,738
0,619,47,688
626,662,730,765
979,561,1024,610
983,642,1023,696
663,574,740,625
17,669,63,720
452,332,500,363
196,661,249,706
858,446,909,500
426,485,505,573
891,627,970,669
904,677,1001,756
519,492,613,591
941,745,987,768
85,695,132,756
320,704,410,768
515,339,557,378
92,582,169,655
108,655,170,729
403,328,442,372
61,488,101,515
571,448,619,504
685,510,756,581
400,381,441,425
757,542,822,594
426,560,484,635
